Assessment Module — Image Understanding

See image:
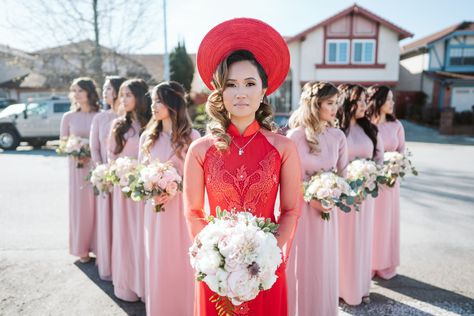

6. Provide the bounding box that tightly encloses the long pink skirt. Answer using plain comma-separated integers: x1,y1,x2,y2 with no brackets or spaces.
68,157,96,257
95,193,112,281
144,193,194,316
287,202,339,316
372,182,400,279
338,197,374,305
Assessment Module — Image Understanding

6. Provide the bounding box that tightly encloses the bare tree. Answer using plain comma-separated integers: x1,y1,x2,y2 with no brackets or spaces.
1,0,160,86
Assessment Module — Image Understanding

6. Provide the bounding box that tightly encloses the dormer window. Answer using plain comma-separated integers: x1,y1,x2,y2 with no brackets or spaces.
326,40,350,64
352,39,375,64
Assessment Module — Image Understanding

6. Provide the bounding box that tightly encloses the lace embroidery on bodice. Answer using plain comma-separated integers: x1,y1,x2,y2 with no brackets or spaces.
204,145,280,216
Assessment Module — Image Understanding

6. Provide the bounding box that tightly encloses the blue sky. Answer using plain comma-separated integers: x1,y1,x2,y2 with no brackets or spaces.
0,0,472,54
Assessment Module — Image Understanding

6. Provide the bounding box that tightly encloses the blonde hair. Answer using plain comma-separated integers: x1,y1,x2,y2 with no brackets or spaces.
289,81,338,154
206,50,276,151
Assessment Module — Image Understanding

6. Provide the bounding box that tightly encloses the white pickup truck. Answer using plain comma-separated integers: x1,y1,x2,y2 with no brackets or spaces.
0,97,70,150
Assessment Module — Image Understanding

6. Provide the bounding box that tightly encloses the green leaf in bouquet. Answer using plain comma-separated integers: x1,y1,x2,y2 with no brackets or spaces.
154,204,165,212
371,190,378,198
197,272,207,282
345,195,355,205
321,211,330,220
399,172,406,178
356,179,364,187
93,186,100,196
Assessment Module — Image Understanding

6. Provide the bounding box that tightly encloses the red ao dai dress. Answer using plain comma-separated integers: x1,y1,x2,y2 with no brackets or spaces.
183,121,302,316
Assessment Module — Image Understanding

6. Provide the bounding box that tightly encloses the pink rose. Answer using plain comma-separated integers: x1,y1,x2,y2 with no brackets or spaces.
165,181,178,196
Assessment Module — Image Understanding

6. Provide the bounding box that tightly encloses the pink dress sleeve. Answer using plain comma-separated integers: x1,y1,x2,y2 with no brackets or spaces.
183,137,211,238
374,133,385,165
337,132,349,177
107,119,118,161
396,121,406,153
60,112,71,138
90,114,102,164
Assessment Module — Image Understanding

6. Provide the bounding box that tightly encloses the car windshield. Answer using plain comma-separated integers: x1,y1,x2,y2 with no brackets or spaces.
0,103,26,116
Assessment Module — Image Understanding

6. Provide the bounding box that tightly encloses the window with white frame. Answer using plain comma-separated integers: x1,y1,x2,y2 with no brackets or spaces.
326,40,350,64
352,40,375,64
449,47,474,66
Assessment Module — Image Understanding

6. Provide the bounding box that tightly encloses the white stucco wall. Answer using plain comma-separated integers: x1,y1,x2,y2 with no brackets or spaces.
429,41,445,69
397,53,428,91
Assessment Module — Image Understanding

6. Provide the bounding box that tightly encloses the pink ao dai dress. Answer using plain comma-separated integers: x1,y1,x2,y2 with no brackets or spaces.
338,123,384,305
372,120,405,279
138,129,200,316
89,110,117,281
286,126,348,316
60,110,98,258
108,119,145,302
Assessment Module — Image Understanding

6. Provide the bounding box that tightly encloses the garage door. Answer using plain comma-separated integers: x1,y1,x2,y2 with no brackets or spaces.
451,87,474,111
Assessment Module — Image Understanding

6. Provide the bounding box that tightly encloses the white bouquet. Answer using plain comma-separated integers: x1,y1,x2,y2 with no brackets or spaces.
346,158,384,200
304,171,358,220
108,157,142,198
88,163,113,196
132,160,182,212
56,135,90,168
189,208,282,312
382,150,418,187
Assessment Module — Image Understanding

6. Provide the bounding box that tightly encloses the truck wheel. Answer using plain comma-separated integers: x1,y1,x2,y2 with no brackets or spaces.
30,139,47,149
0,127,20,150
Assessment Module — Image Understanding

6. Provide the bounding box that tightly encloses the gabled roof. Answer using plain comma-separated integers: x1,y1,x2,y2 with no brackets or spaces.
401,21,474,55
287,4,413,43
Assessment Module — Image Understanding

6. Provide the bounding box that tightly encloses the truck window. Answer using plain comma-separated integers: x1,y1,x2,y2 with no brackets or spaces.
54,102,70,113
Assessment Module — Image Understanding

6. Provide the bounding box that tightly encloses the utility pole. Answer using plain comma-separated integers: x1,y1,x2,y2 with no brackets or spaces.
163,0,170,81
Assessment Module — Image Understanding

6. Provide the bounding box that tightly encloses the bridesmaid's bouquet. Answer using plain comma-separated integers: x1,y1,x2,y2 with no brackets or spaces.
108,157,142,198
303,171,358,220
132,160,183,212
189,207,282,313
346,158,385,200
381,150,418,187
56,135,90,168
87,163,113,196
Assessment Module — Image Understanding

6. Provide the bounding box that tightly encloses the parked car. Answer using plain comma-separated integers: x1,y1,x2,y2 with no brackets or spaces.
0,97,71,150
0,98,18,111
274,112,291,135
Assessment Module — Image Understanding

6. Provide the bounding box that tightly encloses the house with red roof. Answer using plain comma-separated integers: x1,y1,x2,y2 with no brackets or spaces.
273,4,412,112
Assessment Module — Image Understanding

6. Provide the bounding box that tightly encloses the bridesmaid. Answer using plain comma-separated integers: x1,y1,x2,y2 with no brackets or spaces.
367,85,405,280
184,18,302,316
108,78,151,301
138,81,200,315
60,77,100,263
89,75,126,281
336,84,384,305
286,81,348,316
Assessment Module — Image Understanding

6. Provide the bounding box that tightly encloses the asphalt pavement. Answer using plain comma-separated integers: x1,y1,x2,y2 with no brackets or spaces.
1,121,473,315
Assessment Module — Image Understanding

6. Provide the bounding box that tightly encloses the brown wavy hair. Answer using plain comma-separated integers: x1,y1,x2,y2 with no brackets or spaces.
289,81,339,154
366,85,396,122
336,83,379,158
112,79,152,155
105,75,127,107
206,50,276,151
142,81,193,160
69,77,100,112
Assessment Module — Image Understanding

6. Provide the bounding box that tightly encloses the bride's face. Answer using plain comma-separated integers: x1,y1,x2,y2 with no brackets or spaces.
222,60,267,121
